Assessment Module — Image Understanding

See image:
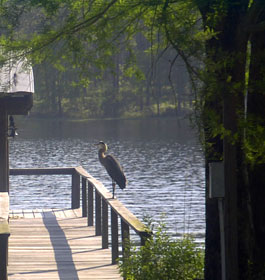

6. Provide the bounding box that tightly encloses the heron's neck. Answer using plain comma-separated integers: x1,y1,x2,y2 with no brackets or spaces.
98,149,106,165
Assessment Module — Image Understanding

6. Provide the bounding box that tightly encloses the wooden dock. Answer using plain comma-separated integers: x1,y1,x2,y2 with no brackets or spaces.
8,208,122,280
1,166,150,280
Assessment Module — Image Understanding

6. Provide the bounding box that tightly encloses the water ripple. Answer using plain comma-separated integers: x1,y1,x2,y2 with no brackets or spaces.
9,118,205,240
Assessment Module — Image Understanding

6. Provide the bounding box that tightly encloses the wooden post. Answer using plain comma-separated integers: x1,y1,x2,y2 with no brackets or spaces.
140,234,147,246
111,208,119,264
95,190,102,236
87,183,94,226
81,177,87,217
0,108,9,193
102,199,109,249
71,172,80,209
0,193,10,280
0,233,9,280
121,219,130,259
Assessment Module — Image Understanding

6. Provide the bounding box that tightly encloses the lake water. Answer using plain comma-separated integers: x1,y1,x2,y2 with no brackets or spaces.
9,117,205,240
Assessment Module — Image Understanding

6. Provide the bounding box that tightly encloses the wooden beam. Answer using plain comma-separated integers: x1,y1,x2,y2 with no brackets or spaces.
82,177,87,217
72,172,80,209
10,167,75,175
0,107,8,192
95,190,102,236
0,192,10,280
102,199,109,249
87,183,94,226
111,209,119,264
121,219,130,259
0,232,9,280
2,93,33,115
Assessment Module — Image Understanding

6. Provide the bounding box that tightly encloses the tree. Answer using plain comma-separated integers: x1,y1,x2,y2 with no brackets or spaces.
193,1,265,279
247,19,265,278
1,0,265,279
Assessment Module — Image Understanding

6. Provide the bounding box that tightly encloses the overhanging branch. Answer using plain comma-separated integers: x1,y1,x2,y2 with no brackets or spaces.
245,1,265,33
246,20,265,33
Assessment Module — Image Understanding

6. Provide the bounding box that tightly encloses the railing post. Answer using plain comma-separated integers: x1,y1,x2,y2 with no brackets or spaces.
0,230,10,280
111,208,119,264
140,232,150,246
71,171,80,209
0,109,9,193
81,177,87,217
95,190,102,236
102,199,109,249
87,182,94,226
121,219,130,259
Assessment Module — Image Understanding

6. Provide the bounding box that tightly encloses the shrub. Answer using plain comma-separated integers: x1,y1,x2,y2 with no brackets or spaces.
119,221,204,280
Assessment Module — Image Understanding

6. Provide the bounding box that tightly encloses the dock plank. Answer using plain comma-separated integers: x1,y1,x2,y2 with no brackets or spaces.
8,209,122,280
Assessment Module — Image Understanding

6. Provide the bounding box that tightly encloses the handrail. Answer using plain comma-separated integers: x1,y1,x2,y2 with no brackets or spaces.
10,166,150,264
10,167,81,209
75,166,148,236
10,167,76,175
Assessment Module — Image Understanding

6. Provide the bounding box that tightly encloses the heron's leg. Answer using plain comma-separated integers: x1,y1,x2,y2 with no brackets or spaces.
112,180,116,198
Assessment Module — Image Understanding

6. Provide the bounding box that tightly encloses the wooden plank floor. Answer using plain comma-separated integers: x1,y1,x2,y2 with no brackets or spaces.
8,208,122,280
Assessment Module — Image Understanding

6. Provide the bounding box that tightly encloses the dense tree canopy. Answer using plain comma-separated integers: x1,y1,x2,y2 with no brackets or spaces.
0,1,265,279
0,0,197,118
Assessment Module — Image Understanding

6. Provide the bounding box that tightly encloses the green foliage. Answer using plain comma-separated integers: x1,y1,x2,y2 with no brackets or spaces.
2,0,265,277
0,0,197,119
244,116,265,165
119,221,204,280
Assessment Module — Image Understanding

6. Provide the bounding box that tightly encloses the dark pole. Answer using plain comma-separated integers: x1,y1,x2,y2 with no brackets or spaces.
223,92,239,280
0,105,9,193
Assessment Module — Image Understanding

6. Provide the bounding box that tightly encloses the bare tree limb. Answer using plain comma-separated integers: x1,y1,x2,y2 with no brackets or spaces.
168,54,179,115
245,1,265,33
246,20,265,33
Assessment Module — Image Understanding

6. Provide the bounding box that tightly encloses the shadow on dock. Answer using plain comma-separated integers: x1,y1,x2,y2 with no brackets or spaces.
43,211,79,280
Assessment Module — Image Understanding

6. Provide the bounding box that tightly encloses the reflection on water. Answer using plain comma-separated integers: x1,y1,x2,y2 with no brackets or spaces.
9,118,205,239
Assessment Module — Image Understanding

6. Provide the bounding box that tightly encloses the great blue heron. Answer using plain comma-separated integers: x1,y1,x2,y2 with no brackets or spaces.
95,141,126,198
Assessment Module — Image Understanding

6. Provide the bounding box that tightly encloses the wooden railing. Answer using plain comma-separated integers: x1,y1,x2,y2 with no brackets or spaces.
10,166,150,264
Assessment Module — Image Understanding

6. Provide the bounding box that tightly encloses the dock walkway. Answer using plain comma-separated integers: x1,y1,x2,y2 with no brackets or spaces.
8,208,122,280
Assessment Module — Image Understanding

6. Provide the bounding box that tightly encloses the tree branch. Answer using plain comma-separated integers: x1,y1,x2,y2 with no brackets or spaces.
0,0,120,59
246,20,265,33
245,1,265,33
67,0,119,34
168,54,179,115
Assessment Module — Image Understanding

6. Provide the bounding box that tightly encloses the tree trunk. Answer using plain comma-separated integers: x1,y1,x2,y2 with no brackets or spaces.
220,15,248,280
197,2,249,279
247,27,265,279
